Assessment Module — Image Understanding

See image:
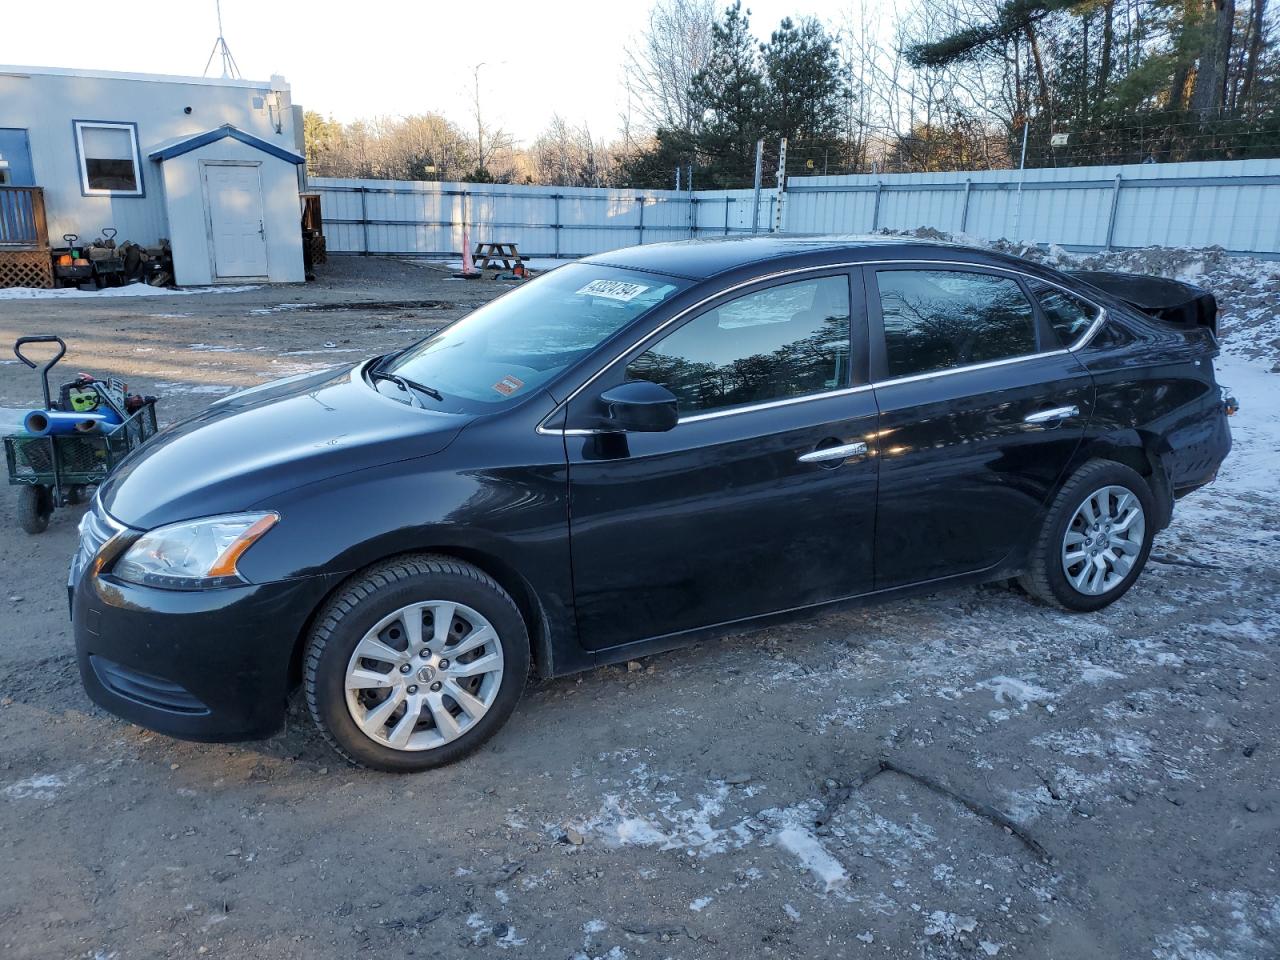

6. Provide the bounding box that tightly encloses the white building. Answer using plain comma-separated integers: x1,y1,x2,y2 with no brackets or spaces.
0,65,306,285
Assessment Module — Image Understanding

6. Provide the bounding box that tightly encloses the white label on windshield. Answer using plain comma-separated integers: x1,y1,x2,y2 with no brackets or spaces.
575,279,649,302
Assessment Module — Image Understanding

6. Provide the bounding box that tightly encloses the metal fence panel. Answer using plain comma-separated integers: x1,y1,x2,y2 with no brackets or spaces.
311,158,1280,261
784,158,1280,255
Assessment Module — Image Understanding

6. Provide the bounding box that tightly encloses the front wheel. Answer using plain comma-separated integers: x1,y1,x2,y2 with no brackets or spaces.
304,555,530,772
1018,460,1155,612
18,485,53,535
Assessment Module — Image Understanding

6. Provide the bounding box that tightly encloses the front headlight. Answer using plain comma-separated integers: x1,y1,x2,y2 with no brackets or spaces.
112,512,279,590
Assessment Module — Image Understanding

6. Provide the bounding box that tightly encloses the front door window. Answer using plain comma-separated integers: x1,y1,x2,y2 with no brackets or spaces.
626,275,852,416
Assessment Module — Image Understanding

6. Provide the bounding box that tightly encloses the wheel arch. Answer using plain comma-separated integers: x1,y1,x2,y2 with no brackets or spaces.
287,545,557,692
1063,430,1174,529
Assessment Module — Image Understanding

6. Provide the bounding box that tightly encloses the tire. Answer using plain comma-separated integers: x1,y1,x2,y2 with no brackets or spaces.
1018,459,1156,612
18,485,53,535
304,554,530,772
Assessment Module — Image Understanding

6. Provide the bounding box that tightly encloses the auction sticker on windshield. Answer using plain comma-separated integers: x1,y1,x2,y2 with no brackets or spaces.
493,374,525,396
576,279,649,302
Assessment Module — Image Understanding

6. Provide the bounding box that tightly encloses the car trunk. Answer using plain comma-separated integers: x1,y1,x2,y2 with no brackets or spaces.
1068,271,1219,338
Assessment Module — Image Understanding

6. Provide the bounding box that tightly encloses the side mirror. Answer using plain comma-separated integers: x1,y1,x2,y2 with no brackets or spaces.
598,380,679,433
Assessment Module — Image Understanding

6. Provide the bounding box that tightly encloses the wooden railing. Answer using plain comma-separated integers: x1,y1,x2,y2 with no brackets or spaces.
0,186,49,249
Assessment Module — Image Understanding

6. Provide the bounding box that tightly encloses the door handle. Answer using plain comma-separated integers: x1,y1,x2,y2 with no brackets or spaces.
798,441,868,464
1024,404,1080,425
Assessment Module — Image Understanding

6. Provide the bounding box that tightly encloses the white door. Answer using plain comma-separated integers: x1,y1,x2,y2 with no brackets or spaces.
204,163,269,279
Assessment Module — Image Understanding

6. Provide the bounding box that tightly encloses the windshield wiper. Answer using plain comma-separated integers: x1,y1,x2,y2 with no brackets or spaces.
371,348,408,375
369,370,443,405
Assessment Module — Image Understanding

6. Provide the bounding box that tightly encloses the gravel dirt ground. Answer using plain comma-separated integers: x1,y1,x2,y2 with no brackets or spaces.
1,251,1277,960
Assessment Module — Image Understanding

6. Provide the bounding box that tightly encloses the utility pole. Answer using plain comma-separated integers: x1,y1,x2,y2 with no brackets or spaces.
1014,115,1031,242
772,138,788,233
473,62,487,176
751,139,764,234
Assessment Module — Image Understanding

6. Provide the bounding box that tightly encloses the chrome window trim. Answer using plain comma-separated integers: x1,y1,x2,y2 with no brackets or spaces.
871,348,1069,389
535,258,1108,436
677,383,876,425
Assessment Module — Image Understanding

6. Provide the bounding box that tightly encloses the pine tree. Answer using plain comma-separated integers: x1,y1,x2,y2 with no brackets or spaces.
689,1,766,185
760,17,847,143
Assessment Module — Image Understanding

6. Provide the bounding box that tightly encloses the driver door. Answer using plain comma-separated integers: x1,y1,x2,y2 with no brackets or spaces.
561,271,880,652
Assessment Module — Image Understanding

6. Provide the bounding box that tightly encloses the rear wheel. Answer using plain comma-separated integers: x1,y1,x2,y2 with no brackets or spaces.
1019,460,1155,612
304,555,529,772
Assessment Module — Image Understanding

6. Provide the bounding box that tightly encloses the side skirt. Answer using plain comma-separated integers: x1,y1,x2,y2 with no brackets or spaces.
547,560,1024,678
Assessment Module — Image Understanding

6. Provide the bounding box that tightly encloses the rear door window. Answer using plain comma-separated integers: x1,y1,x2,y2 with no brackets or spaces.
626,275,851,415
1027,280,1101,347
875,269,1038,378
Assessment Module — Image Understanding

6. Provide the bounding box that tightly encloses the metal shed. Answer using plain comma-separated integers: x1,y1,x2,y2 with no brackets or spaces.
149,125,305,285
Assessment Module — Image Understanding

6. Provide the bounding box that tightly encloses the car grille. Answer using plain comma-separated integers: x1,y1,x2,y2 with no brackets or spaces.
77,496,127,559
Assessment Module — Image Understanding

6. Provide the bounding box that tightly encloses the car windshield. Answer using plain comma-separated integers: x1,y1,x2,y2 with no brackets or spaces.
382,263,688,409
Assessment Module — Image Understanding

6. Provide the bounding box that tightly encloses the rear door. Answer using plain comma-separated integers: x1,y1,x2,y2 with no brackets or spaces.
866,265,1095,588
563,270,880,651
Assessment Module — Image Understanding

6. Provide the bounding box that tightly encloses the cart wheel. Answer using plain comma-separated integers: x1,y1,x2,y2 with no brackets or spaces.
18,485,54,535
65,484,88,505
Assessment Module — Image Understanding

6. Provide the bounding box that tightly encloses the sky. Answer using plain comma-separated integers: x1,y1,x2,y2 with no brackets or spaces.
0,0,885,144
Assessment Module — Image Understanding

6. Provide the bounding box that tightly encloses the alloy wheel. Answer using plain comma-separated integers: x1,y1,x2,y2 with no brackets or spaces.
343,600,505,751
1061,484,1146,596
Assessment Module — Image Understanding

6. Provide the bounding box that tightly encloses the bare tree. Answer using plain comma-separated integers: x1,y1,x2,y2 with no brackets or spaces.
530,115,620,186
624,0,718,132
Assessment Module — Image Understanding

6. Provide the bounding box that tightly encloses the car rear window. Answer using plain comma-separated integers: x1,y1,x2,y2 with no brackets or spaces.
876,269,1038,378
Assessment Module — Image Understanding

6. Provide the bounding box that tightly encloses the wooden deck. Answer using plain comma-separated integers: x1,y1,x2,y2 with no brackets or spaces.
0,186,53,288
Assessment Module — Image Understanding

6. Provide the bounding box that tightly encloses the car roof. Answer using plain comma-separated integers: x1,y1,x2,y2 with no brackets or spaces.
582,234,1016,281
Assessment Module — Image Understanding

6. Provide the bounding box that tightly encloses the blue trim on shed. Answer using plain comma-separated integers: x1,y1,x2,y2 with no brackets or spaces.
148,124,304,165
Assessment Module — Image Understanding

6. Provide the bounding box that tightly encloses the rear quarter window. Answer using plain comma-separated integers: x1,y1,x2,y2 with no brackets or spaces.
1028,280,1102,348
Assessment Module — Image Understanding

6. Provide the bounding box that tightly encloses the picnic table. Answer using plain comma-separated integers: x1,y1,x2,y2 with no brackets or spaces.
472,242,526,272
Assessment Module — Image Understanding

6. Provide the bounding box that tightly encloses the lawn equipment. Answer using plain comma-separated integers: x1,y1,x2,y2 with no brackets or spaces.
4,336,159,534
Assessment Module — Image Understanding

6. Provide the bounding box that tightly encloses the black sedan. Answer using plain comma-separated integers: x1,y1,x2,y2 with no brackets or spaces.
71,237,1233,771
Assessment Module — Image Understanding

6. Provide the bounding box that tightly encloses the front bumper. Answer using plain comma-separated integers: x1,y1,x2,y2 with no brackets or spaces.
73,561,339,742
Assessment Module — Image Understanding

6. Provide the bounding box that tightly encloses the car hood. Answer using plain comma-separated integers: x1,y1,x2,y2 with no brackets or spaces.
100,364,470,530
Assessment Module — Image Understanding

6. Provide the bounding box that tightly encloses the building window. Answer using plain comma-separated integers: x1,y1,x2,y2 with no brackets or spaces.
73,121,143,196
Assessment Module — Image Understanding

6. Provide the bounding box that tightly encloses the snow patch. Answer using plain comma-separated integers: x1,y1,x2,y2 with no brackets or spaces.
0,284,259,300
924,911,978,938
574,773,743,854
2,767,82,801
983,676,1056,707
1077,662,1126,684
773,825,848,892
